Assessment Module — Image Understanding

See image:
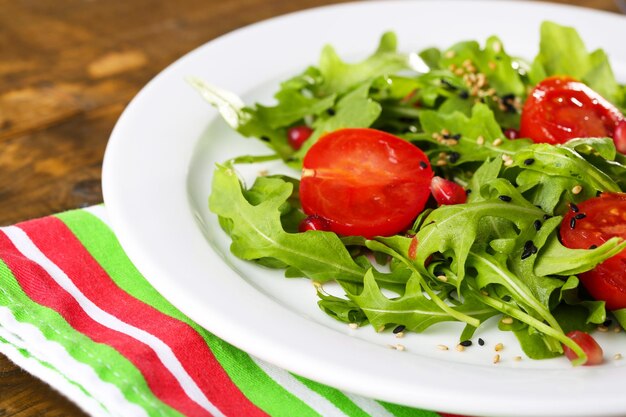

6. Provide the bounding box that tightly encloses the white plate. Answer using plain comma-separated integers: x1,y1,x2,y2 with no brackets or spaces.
102,2,626,416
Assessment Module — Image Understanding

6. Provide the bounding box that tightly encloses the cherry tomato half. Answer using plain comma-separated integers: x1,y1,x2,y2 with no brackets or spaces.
520,76,625,147
300,128,433,238
563,331,603,366
560,193,626,310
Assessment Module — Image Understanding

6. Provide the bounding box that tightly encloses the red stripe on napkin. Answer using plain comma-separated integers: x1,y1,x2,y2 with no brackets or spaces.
0,230,213,416
19,217,268,417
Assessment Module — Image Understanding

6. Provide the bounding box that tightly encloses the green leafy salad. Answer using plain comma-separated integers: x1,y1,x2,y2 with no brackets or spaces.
192,21,626,365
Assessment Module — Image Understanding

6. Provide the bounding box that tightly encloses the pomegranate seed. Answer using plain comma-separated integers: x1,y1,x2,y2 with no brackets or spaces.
299,215,331,232
430,176,467,206
613,119,626,154
287,125,313,150
562,330,603,366
503,128,519,139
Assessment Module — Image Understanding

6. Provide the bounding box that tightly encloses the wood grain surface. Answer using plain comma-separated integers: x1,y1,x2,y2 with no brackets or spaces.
0,0,621,415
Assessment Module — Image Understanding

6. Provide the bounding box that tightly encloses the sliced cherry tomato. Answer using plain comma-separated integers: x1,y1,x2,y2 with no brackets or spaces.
614,120,626,154
520,76,625,147
562,330,603,366
287,125,313,150
430,176,467,206
560,192,626,309
300,128,433,238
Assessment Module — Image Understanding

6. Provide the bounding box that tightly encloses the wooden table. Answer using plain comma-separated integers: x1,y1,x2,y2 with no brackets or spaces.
0,0,621,415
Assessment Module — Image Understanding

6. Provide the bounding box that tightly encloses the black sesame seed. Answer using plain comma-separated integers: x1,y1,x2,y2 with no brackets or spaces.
441,79,457,90
523,158,535,166
459,91,469,99
460,340,472,347
393,325,406,334
521,241,537,259
543,214,551,220
533,220,542,231
419,161,428,169
589,244,597,249
502,93,515,101
570,217,577,229
478,338,485,346
327,108,336,116
574,213,586,220
596,190,603,197
604,319,613,327
448,152,461,163
466,189,472,195
260,136,270,142
570,203,579,213
499,195,512,202
452,133,461,140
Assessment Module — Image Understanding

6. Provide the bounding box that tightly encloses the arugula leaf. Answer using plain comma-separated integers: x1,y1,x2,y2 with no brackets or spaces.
347,270,496,333
318,32,409,95
255,90,336,129
293,82,382,160
530,21,620,103
411,103,531,166
210,163,365,282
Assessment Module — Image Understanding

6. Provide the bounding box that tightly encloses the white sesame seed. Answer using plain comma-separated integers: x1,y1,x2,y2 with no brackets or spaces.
258,169,269,176
572,185,583,195
504,159,514,167
476,136,485,145
501,317,513,325
454,67,464,76
436,160,448,167
614,326,621,333
395,344,406,351
445,50,456,59
437,344,449,351
614,353,622,360
436,275,448,282
395,332,405,338
493,138,503,146
456,344,465,352
495,343,504,352
598,325,609,332
493,354,501,364
514,356,522,362
348,323,358,329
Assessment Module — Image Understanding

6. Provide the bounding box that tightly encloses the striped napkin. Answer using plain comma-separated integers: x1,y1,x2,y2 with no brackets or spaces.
0,206,464,417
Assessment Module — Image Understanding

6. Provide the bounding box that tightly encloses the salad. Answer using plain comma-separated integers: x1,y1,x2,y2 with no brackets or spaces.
192,21,626,366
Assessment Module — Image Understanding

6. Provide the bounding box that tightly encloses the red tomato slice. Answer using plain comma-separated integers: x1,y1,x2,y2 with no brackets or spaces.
563,331,603,366
520,76,625,146
300,128,433,238
560,193,626,310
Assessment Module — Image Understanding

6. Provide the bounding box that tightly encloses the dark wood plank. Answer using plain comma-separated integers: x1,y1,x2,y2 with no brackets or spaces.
0,0,621,416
